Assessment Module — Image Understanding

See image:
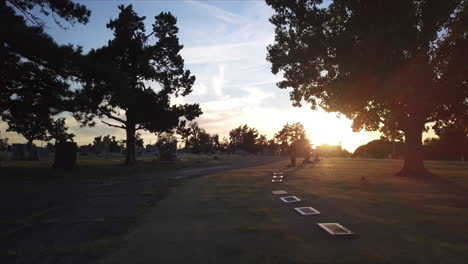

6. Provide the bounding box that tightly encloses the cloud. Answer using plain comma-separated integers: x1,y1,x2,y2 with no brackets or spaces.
186,0,247,24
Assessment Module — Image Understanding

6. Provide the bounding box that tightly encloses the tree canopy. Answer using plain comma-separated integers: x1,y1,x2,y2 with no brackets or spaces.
266,0,468,176
77,5,202,165
1,0,89,147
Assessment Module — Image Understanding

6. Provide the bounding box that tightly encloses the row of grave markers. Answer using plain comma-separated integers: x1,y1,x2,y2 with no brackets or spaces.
271,171,354,237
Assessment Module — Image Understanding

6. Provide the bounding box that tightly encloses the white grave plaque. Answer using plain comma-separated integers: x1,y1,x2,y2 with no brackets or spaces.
318,223,354,236
272,179,283,183
272,190,287,195
280,196,301,203
294,207,320,215
272,175,283,179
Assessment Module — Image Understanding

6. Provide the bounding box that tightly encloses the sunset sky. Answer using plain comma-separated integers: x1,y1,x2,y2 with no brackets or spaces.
2,0,438,152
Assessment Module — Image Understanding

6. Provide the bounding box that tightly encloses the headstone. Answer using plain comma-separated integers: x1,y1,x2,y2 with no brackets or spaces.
53,142,77,169
272,175,283,179
11,144,26,160
272,179,283,183
280,196,301,203
272,190,288,195
37,147,49,159
317,223,354,236
171,139,178,160
27,145,39,160
294,207,320,215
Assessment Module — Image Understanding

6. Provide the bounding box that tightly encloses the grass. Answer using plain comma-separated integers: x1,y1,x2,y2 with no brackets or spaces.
0,152,263,178
103,158,468,264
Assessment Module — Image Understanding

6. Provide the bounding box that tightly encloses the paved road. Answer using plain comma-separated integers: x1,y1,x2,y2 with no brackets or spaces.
0,157,283,264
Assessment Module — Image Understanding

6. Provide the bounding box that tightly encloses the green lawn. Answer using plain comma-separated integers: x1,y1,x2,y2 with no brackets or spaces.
103,158,468,264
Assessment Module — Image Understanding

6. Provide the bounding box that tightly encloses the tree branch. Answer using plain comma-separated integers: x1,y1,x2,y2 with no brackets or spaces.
98,107,126,124
101,120,126,129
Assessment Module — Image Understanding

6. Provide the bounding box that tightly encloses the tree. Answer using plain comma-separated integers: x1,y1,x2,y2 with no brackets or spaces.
229,125,260,154
0,136,9,151
176,121,193,150
1,0,89,153
78,5,201,165
6,112,74,159
135,133,144,149
424,121,468,161
184,123,216,154
274,122,311,166
266,0,468,176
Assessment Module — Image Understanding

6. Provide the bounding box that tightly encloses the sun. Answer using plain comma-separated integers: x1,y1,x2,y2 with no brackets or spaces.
297,109,380,152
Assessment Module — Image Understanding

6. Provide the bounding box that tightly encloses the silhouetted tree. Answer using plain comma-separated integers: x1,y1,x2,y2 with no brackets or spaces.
176,121,193,150
267,139,279,155
77,5,201,165
229,125,260,154
0,137,9,151
267,0,468,176
6,113,74,159
1,1,89,148
135,133,144,149
275,122,311,166
184,123,216,154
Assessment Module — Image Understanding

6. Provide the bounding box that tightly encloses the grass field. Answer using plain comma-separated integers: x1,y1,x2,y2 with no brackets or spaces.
0,152,259,178
103,158,468,264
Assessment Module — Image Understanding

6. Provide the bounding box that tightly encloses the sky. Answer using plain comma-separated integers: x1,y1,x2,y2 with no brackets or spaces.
2,0,412,152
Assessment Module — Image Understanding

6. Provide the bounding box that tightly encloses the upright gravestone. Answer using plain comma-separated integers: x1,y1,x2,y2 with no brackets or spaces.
11,144,26,160
171,140,178,161
53,142,77,169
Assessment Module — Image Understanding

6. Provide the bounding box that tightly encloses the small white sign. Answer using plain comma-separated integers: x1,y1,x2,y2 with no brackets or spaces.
272,175,283,179
294,207,320,215
318,223,354,236
280,196,301,203
272,179,283,183
272,190,288,195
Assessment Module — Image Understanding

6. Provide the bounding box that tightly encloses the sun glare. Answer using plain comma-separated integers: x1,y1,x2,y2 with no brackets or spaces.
295,109,380,152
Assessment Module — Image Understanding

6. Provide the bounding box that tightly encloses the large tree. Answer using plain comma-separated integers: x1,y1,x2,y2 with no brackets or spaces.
78,5,201,165
266,0,468,176
1,0,89,147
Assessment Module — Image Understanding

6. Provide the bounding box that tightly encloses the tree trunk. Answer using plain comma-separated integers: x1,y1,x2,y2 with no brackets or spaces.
397,122,431,177
125,122,136,165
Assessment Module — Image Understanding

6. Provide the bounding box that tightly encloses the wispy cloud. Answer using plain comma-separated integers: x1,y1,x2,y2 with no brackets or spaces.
186,0,247,24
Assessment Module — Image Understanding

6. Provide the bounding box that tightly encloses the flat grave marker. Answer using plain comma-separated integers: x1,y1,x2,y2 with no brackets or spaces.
272,179,283,183
280,196,301,203
273,172,284,175
272,175,284,179
272,190,288,195
318,223,354,236
294,207,320,215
